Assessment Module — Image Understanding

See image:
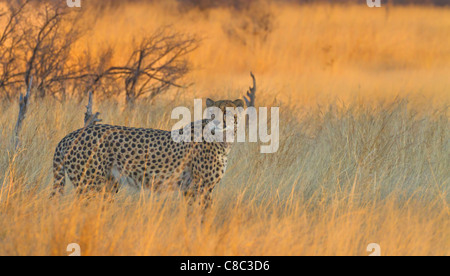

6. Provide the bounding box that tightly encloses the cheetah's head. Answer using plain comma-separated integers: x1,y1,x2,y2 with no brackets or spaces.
205,98,245,135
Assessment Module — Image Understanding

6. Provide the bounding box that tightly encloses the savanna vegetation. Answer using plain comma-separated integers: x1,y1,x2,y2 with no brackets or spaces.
0,0,448,255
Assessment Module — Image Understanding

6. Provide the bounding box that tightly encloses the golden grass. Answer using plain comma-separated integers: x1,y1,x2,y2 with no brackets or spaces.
80,1,450,104
0,2,449,256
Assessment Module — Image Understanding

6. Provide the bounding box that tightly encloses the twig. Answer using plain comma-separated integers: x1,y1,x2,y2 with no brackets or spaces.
84,91,102,127
13,76,32,149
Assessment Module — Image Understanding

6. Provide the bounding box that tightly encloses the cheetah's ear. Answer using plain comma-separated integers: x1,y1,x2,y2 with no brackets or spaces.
206,98,215,107
233,99,245,108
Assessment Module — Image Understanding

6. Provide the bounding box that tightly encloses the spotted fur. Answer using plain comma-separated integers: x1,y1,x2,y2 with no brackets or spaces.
51,99,245,207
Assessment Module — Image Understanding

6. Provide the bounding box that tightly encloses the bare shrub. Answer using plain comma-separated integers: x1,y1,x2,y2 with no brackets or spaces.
70,46,117,100
175,0,275,45
0,1,199,104
0,0,87,99
12,76,32,149
22,2,86,98
96,29,199,105
221,2,275,45
0,0,29,100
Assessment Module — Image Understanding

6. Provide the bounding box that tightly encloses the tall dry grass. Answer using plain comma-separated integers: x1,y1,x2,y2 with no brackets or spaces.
0,2,449,255
79,1,450,104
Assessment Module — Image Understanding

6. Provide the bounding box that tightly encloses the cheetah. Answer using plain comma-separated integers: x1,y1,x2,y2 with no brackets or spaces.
51,98,245,207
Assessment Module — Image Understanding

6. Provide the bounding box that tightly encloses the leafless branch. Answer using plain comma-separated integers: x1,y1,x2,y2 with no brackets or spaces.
84,91,102,127
13,76,32,149
0,1,30,99
0,4,199,102
116,29,199,105
23,3,85,98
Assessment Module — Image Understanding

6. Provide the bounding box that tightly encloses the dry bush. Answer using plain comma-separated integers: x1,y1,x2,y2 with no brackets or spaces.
0,1,199,102
101,30,198,105
221,1,275,45
0,1,28,100
0,0,87,99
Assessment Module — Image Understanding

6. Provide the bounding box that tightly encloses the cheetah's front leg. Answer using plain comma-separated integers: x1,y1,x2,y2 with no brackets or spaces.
184,175,221,211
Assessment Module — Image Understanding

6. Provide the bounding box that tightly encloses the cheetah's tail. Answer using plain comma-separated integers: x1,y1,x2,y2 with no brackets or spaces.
50,146,66,198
